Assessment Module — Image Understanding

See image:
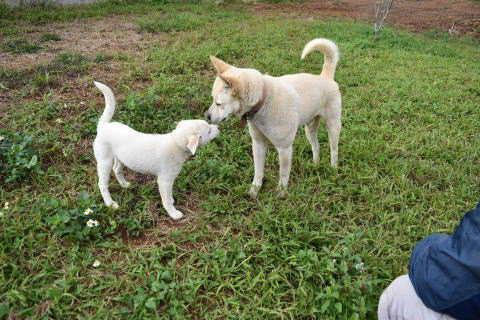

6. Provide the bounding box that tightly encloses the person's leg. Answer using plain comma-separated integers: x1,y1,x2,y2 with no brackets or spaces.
378,274,455,320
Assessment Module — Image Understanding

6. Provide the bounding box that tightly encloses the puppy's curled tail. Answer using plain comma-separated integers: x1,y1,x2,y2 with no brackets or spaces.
94,81,116,128
301,38,339,80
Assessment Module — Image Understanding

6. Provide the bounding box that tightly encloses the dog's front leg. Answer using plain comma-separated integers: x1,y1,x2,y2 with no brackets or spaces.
276,145,292,197
157,174,183,220
248,123,267,199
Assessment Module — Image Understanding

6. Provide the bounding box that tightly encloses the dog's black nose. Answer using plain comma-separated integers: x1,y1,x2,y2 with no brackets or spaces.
205,112,211,121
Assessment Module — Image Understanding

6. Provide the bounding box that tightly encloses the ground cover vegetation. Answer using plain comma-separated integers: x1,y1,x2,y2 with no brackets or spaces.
1,1,479,318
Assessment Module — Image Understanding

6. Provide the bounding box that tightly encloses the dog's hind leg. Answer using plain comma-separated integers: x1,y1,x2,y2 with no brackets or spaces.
113,158,130,188
326,116,341,168
305,116,321,164
326,94,342,168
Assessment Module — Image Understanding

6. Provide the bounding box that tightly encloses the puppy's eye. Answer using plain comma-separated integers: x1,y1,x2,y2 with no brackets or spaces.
215,102,221,106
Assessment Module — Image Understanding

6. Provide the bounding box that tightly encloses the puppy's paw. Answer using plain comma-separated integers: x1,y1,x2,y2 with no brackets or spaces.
108,201,119,209
119,181,131,188
249,185,260,199
169,210,184,221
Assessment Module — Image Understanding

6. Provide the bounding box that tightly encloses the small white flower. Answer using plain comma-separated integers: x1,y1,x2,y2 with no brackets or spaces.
86,219,99,227
55,118,63,124
332,259,337,264
0,136,4,142
4,202,9,210
354,262,365,272
80,101,85,105
83,208,93,216
92,259,101,267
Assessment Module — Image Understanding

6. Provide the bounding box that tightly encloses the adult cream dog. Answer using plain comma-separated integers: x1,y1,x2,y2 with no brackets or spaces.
93,81,219,220
204,38,341,197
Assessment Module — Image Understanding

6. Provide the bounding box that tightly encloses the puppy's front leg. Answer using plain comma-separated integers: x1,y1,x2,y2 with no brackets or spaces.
276,145,293,197
157,174,183,220
248,123,267,199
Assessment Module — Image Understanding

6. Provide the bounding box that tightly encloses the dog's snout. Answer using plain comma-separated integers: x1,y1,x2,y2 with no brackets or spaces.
204,111,211,121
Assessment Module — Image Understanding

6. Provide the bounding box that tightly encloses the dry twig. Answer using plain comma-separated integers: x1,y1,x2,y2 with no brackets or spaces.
374,0,394,37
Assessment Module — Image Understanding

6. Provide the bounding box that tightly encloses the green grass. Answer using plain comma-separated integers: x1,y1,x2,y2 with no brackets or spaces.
39,32,62,42
0,52,91,94
1,1,480,319
0,0,153,25
1,37,42,53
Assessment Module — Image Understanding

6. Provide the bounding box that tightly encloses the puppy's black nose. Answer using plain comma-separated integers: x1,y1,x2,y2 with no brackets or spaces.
205,112,211,121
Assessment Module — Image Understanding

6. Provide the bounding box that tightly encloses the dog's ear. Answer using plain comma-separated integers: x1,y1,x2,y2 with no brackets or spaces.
210,56,231,74
186,134,200,155
219,73,242,96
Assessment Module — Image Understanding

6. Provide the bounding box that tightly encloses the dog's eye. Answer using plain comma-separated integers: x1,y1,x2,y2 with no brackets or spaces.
215,102,221,106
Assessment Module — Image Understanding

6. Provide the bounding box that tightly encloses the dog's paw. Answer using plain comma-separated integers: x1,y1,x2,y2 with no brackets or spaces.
108,201,119,209
276,186,288,199
249,185,260,199
169,210,184,221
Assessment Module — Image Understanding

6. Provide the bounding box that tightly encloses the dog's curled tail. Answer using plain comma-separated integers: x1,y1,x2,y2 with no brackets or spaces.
301,38,339,80
94,81,116,128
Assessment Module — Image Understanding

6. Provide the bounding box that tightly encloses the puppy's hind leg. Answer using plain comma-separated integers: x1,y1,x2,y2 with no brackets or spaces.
113,158,130,188
95,151,118,209
305,116,321,164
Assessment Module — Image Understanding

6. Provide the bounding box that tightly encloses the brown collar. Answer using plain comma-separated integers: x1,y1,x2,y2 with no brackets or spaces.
240,83,267,128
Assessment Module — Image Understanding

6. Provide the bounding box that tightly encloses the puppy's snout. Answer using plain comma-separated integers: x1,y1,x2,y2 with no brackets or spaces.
204,111,211,122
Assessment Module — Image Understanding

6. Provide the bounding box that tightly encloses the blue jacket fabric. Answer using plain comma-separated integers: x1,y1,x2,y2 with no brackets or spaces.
409,202,480,320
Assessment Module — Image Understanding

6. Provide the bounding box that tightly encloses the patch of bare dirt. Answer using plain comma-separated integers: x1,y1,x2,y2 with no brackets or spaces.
119,192,217,249
0,15,167,69
0,14,165,115
255,0,480,36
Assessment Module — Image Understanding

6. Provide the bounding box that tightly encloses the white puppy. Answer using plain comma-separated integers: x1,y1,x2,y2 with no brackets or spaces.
93,81,219,220
204,38,342,198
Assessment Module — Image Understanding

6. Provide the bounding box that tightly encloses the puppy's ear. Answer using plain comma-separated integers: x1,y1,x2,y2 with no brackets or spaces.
210,56,231,74
186,134,200,155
